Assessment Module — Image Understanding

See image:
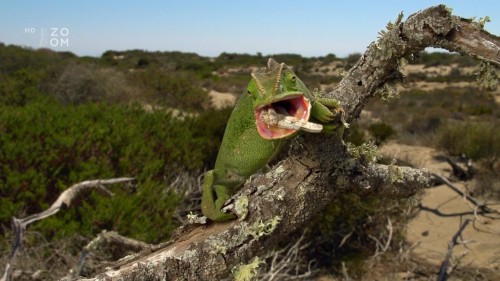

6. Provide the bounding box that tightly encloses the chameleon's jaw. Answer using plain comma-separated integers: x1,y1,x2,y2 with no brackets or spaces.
254,95,311,140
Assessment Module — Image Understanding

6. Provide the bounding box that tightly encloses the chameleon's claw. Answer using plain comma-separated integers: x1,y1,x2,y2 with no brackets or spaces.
221,203,233,213
337,108,349,128
311,97,349,128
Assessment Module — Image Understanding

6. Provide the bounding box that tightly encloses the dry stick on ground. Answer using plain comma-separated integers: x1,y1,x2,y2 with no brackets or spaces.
437,219,471,281
431,173,500,217
417,204,489,218
75,5,499,280
443,156,474,181
0,178,135,281
369,218,393,257
257,231,315,280
70,231,150,279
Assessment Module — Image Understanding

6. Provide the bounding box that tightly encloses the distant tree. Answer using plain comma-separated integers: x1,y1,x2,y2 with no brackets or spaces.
136,57,150,68
368,122,396,145
345,52,362,69
323,53,338,63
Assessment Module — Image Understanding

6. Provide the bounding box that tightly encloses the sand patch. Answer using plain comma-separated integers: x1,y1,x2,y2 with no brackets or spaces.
379,142,500,271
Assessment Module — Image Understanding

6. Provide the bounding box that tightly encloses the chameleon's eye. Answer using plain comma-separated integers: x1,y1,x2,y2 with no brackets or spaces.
285,71,296,82
247,89,252,96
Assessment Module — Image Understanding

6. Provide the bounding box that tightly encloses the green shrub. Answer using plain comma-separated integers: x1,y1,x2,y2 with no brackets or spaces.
346,123,366,146
436,121,499,170
0,97,230,242
0,45,72,105
344,53,362,69
368,122,396,145
0,68,44,106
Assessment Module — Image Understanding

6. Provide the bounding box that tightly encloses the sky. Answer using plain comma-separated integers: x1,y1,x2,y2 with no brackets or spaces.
1,0,499,58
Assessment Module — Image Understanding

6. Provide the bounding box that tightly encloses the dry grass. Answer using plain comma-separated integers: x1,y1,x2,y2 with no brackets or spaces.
0,231,86,280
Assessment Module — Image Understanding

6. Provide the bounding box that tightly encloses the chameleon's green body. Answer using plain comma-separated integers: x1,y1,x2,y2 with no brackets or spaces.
201,59,343,221
213,93,286,182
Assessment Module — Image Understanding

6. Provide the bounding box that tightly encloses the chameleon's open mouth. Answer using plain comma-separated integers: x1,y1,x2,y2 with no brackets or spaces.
254,95,321,139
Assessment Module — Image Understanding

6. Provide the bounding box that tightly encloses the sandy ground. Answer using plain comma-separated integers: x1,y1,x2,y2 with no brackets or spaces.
379,143,500,271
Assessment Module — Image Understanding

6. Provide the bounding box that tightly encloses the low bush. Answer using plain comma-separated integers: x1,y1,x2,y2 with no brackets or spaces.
128,69,210,111
368,122,396,145
436,121,499,170
52,63,139,105
403,108,448,135
346,123,366,146
0,97,230,242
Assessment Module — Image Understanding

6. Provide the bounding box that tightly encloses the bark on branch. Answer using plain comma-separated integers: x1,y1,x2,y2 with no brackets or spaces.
77,5,499,280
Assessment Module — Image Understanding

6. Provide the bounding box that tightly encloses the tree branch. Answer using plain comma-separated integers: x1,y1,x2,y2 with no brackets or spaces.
437,219,471,281
76,5,499,280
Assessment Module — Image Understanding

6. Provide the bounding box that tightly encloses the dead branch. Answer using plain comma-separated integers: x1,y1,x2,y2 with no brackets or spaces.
369,218,393,257
66,231,150,279
72,5,498,280
171,171,204,224
0,178,134,281
437,219,471,281
431,173,499,216
418,204,489,218
443,156,474,181
258,231,316,280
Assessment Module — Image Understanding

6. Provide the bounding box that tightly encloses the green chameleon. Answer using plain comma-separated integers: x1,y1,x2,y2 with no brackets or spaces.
201,58,346,221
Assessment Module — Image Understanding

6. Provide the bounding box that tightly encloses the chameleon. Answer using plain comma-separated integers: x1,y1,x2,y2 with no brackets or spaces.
201,58,347,221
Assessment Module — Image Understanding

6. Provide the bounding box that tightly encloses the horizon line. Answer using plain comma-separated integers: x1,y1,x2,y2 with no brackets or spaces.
1,42,452,60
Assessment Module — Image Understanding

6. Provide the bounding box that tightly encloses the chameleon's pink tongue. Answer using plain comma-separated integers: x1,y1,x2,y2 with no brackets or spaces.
254,95,310,140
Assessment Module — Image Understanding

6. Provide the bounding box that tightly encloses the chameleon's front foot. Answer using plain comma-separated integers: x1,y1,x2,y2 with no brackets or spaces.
311,96,349,133
201,170,237,221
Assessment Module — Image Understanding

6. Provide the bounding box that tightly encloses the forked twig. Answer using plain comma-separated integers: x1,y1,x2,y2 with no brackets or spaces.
437,219,471,281
259,231,316,280
69,230,149,278
369,218,393,257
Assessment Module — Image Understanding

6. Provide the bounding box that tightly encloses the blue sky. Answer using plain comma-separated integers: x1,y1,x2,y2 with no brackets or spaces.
1,0,498,58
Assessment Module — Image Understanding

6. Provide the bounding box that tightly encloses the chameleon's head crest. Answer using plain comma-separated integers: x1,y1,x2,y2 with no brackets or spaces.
267,58,281,70
251,58,285,97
